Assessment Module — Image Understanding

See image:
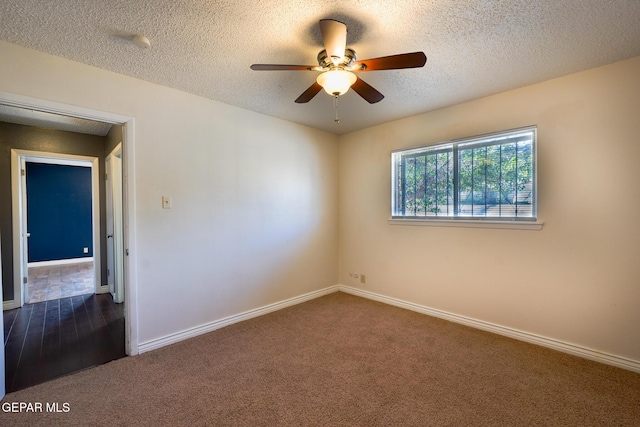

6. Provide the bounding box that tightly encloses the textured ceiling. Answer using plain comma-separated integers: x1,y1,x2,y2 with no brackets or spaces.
1,0,640,135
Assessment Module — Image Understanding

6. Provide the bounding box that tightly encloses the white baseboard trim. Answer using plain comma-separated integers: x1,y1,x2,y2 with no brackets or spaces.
339,285,640,374
28,257,93,267
96,284,110,294
3,300,19,311
138,285,340,354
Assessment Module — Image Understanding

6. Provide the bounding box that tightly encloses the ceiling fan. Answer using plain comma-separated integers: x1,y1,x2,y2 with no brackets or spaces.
250,19,427,105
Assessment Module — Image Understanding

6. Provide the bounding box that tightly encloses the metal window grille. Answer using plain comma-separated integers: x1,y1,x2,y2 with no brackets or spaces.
392,126,537,220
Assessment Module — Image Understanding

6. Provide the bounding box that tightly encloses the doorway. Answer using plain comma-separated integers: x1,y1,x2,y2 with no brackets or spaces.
5,148,122,393
0,91,138,399
17,154,100,306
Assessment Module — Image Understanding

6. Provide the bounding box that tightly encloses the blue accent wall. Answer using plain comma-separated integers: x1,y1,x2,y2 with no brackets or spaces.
26,162,93,262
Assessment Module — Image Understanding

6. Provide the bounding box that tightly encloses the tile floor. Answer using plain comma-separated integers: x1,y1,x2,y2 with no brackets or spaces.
26,262,95,304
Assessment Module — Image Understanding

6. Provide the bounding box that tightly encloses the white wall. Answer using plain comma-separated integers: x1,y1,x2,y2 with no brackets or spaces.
0,41,339,346
338,56,640,364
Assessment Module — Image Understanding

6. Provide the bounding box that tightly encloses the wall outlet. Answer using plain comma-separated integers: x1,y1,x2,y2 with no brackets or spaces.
83,247,89,254
360,274,366,284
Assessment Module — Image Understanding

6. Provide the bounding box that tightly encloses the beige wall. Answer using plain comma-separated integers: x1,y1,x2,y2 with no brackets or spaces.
0,41,339,345
338,56,640,362
1,39,638,366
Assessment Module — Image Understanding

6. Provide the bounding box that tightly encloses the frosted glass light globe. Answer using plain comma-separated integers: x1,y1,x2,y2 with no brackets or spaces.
317,70,357,96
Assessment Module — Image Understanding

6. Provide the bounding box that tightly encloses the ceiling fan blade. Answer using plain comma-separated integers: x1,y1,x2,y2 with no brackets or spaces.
351,77,384,104
319,19,347,63
251,64,319,71
295,82,323,103
351,52,427,71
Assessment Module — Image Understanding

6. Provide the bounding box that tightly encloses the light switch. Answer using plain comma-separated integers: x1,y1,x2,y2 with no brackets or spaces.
162,196,172,209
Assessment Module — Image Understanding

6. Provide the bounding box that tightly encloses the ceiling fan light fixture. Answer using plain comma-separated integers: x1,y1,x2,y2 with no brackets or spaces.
317,70,357,96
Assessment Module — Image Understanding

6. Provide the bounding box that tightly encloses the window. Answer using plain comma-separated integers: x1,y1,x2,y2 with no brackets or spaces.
392,126,536,221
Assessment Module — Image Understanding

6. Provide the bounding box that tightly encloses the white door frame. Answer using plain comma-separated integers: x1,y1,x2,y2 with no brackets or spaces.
0,90,138,357
106,143,124,303
11,150,103,305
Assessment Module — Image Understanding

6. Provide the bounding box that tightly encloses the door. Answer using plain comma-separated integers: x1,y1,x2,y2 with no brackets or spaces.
106,144,124,303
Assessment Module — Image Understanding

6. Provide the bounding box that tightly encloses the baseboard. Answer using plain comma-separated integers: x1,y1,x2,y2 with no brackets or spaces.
339,285,640,374
96,284,110,294
3,299,19,311
138,285,340,354
28,257,93,267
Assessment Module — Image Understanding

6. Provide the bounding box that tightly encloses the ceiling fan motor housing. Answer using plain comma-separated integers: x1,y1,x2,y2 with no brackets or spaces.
317,48,357,70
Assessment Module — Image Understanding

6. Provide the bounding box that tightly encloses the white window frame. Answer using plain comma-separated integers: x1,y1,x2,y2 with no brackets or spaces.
389,126,543,230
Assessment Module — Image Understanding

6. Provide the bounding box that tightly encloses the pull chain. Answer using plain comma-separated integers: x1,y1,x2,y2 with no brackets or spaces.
333,95,340,123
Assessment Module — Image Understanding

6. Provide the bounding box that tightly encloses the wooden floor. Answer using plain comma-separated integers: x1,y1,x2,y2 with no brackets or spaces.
3,293,125,392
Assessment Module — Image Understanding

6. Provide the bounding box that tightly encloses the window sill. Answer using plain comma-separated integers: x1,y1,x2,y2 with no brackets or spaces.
388,217,544,230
